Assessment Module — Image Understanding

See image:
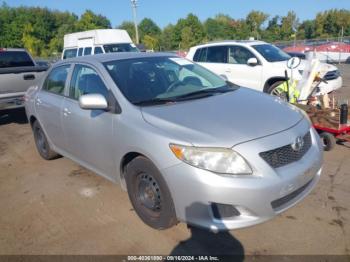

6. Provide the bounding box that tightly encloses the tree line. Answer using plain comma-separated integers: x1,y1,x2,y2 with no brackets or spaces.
0,2,349,57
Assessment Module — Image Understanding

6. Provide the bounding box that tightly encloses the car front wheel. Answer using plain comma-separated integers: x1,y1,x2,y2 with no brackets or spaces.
266,81,288,101
125,156,177,229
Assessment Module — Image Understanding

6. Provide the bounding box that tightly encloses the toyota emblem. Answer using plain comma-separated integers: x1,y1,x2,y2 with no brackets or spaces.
292,136,304,151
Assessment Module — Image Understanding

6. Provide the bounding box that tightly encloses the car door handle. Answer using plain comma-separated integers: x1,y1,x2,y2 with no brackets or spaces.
225,69,231,73
63,108,71,116
23,74,35,80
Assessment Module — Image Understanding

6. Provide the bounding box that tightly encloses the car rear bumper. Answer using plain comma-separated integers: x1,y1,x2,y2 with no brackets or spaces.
161,123,323,231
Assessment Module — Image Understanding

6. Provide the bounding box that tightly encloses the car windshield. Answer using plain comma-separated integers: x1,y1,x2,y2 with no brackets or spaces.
252,44,291,62
103,43,139,53
104,56,237,105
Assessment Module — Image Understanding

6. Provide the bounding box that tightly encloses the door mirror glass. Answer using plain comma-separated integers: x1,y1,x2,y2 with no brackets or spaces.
79,94,108,110
247,57,258,66
286,57,301,69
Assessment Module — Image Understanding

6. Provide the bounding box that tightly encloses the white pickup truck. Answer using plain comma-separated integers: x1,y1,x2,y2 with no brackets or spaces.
187,41,342,95
0,48,48,110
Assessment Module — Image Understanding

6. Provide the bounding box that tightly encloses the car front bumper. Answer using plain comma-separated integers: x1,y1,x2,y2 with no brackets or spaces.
316,76,343,95
161,122,323,231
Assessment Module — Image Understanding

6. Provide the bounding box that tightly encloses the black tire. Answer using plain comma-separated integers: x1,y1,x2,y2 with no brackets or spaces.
32,120,59,160
266,81,288,100
125,156,177,229
319,132,336,151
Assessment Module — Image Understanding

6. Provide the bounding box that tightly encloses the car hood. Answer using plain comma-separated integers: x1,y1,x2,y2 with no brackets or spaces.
271,59,337,72
141,88,304,147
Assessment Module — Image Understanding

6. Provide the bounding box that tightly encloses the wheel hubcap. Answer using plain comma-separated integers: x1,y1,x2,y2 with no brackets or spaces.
137,173,161,212
271,88,287,101
323,138,328,147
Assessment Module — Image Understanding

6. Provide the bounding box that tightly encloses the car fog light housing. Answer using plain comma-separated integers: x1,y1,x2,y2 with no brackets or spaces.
170,144,252,175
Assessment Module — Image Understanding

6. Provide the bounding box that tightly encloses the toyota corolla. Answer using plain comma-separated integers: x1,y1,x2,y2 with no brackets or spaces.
25,53,323,231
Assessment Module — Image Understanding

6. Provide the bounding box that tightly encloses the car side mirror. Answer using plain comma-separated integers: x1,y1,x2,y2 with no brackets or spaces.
286,57,301,69
247,57,258,66
79,94,108,110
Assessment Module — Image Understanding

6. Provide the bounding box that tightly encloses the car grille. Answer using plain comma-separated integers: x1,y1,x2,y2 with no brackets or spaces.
271,178,313,210
324,70,340,81
259,131,312,169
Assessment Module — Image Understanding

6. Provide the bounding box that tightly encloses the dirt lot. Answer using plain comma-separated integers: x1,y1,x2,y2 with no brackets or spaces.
0,66,350,256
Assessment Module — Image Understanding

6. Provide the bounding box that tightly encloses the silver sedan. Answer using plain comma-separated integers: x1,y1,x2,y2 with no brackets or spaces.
25,53,323,231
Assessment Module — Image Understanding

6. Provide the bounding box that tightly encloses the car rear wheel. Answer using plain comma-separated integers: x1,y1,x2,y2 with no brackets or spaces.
125,156,177,229
32,120,59,160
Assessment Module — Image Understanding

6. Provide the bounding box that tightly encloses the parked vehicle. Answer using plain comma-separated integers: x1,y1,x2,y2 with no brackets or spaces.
35,60,52,67
62,29,139,60
186,41,342,96
25,53,323,231
0,48,48,110
287,52,306,60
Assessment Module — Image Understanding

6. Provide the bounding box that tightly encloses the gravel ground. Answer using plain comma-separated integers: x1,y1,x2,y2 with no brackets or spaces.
0,65,349,256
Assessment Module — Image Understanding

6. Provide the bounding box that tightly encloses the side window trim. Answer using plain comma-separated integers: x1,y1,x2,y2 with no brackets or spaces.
205,45,228,64
94,46,104,55
63,49,77,59
67,63,110,101
78,48,84,57
68,62,121,114
83,47,92,56
41,64,73,97
228,45,261,65
193,48,202,62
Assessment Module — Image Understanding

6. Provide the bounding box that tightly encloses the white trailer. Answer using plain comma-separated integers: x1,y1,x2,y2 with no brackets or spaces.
62,29,138,59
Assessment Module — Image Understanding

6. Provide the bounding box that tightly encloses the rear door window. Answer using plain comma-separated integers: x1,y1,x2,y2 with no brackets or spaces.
43,65,70,95
197,48,208,62
63,49,77,59
206,46,227,63
83,47,92,56
69,64,109,100
0,51,35,68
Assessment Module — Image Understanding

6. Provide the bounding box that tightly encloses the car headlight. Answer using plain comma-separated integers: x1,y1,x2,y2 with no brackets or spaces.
169,144,252,175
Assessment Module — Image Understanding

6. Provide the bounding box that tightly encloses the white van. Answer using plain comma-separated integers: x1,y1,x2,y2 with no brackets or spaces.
62,29,139,59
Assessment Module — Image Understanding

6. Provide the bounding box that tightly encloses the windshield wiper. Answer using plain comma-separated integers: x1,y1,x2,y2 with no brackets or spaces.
173,86,235,100
134,97,177,106
134,86,237,106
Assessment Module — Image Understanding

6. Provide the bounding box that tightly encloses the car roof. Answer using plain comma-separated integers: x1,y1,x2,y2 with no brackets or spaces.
191,40,267,49
55,52,177,66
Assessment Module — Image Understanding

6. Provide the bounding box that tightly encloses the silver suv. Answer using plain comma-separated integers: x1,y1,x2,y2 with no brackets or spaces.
25,53,323,231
